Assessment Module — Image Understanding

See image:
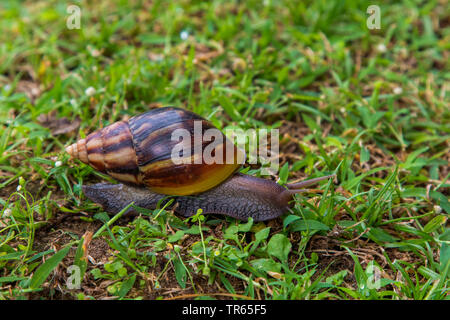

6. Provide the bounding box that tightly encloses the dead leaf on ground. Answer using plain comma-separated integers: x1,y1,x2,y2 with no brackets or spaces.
16,80,41,103
37,110,81,136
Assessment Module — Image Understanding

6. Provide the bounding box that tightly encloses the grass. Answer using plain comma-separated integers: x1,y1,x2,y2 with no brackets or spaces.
0,0,449,300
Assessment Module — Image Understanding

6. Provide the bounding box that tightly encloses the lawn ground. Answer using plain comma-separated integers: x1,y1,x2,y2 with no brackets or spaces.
0,0,448,300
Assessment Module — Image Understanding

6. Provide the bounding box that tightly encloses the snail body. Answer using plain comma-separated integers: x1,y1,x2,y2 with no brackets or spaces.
82,173,288,221
67,107,334,221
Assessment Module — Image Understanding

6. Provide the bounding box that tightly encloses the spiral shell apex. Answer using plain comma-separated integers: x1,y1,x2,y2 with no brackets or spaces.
66,107,246,196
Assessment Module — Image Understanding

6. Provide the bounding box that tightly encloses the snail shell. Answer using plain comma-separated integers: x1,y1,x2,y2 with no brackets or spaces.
66,107,245,196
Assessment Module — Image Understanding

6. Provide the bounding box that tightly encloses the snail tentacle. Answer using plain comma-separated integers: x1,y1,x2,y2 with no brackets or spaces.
285,174,336,190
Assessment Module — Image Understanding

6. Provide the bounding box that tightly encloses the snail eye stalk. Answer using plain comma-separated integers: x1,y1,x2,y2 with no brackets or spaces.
279,174,336,207
285,174,336,190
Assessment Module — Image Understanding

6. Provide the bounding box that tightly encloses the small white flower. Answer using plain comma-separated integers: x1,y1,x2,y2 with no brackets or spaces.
376,43,387,53
16,185,22,192
70,99,77,107
88,46,101,57
180,30,189,40
214,250,220,257
3,208,11,217
340,107,346,113
393,87,403,95
31,87,40,96
433,205,442,214
85,86,96,96
55,160,62,167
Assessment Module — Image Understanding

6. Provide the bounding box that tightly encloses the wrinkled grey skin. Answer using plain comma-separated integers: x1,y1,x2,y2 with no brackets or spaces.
83,174,290,222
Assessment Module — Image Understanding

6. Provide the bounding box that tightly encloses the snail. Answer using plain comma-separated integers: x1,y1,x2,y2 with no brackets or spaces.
66,107,334,221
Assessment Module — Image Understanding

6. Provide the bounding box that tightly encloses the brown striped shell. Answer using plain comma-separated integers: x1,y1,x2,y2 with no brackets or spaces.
66,107,246,196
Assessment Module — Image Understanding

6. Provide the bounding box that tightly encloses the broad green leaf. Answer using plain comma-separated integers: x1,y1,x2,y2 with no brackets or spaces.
105,261,124,273
250,258,282,273
283,215,301,229
218,94,241,122
418,266,440,280
168,230,185,242
185,225,208,235
368,227,399,243
238,217,253,232
326,270,348,286
302,114,320,132
255,227,271,242
73,238,88,281
278,162,289,185
400,147,428,170
0,276,28,284
29,245,71,289
423,215,447,233
0,252,24,261
173,257,187,289
219,273,235,294
267,234,291,262
224,225,238,236
439,229,450,241
440,242,449,273
288,219,330,232
360,146,370,163
118,274,136,299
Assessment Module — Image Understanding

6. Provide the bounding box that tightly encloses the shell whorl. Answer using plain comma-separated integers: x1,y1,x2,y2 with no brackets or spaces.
66,120,141,184
66,107,245,196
